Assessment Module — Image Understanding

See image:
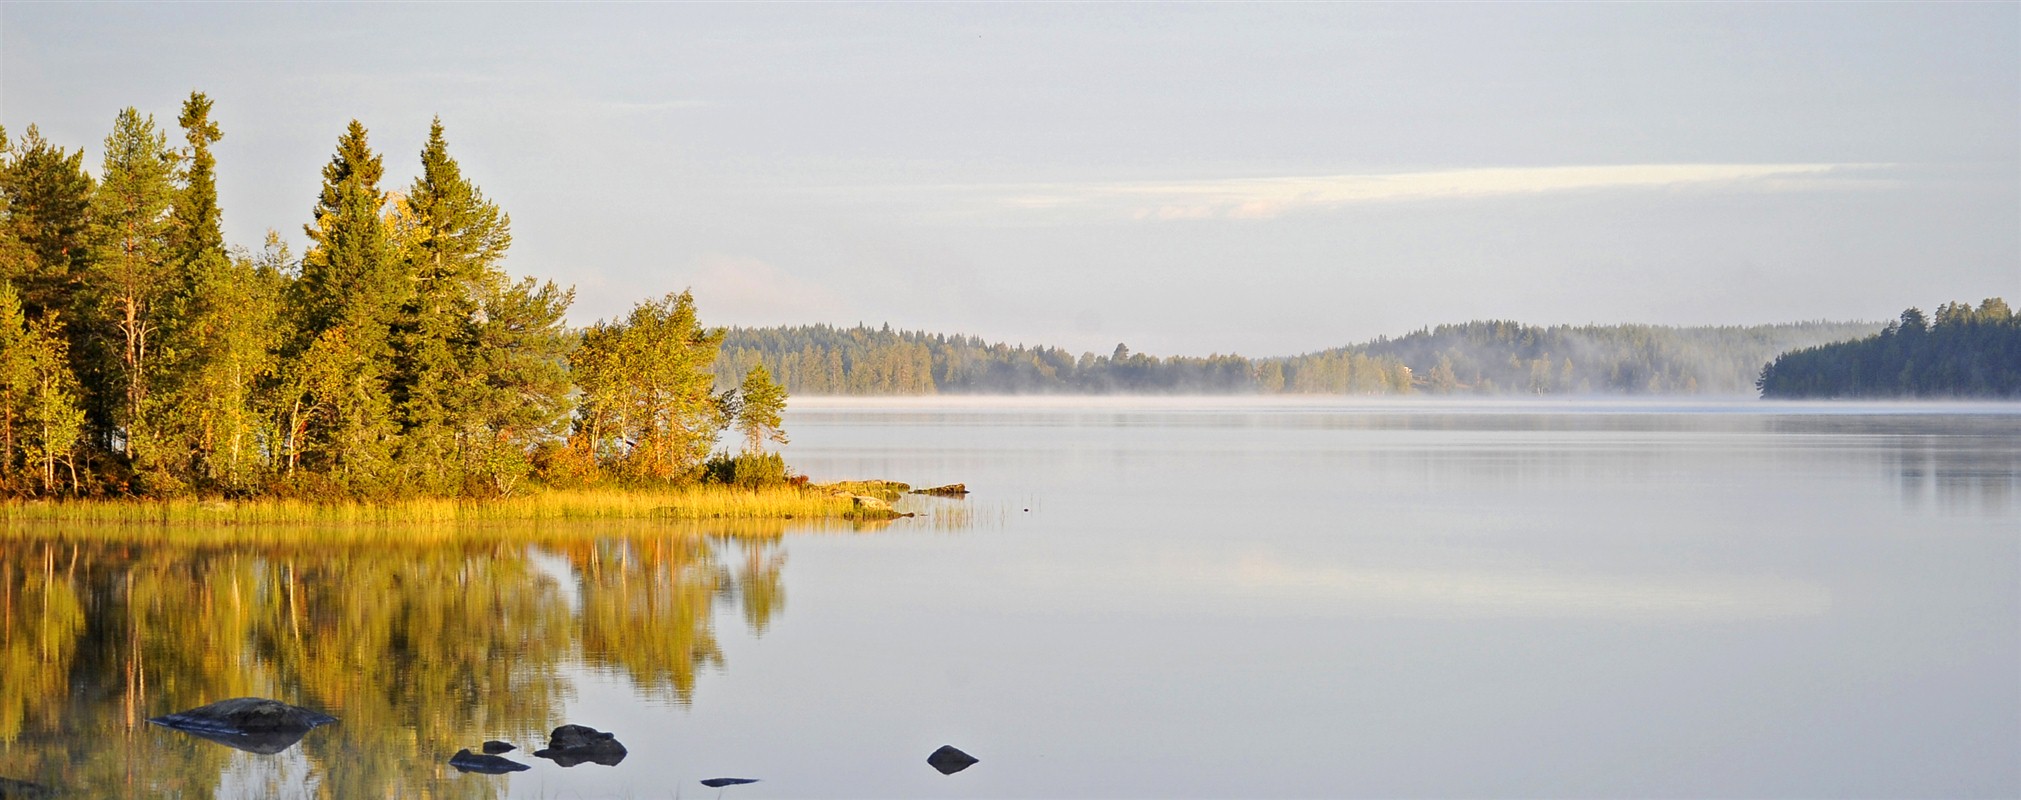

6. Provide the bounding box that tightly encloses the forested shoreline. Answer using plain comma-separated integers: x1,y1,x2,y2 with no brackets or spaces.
1,95,785,500
716,319,1883,397
3,97,2007,502
1757,300,2019,398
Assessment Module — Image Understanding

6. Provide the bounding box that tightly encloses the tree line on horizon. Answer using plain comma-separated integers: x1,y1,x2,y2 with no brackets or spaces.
715,319,1884,397
0,95,784,499
1757,299,2018,398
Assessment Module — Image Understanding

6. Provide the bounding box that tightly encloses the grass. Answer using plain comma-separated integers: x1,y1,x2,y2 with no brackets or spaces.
0,484,897,529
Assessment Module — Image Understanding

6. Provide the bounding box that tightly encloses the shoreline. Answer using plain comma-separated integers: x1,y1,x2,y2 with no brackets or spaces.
0,483,922,529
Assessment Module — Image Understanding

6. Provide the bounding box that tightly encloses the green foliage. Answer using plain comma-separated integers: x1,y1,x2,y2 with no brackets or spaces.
391,118,515,491
571,291,726,485
281,121,403,493
735,363,788,452
0,281,34,492
0,100,793,503
1758,299,2020,398
20,313,85,495
0,125,94,319
703,450,790,489
84,107,181,467
717,325,1272,394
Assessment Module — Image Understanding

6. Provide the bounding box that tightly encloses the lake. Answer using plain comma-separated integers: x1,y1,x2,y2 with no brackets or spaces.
2,398,2016,798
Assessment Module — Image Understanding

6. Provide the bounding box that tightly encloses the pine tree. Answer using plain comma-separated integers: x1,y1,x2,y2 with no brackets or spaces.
0,126,94,320
86,108,180,466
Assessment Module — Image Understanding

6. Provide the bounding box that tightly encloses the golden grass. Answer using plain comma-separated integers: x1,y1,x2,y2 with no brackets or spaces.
0,485,877,529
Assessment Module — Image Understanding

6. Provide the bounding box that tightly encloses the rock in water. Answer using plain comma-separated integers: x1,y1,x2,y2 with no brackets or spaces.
532,724,627,767
912,483,969,497
150,697,337,733
449,748,531,774
0,776,55,798
700,777,760,788
148,697,338,754
481,740,515,754
927,744,979,775
851,494,893,512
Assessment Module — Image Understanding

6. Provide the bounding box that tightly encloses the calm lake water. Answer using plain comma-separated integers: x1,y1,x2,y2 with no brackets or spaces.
2,398,2017,798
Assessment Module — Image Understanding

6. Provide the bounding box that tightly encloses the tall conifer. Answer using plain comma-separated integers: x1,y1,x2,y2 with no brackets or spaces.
155,93,280,492
391,118,510,486
0,126,94,320
86,108,180,465
287,121,400,490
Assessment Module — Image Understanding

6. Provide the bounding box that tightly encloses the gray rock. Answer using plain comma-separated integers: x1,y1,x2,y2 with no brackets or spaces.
148,698,337,754
449,748,530,774
481,740,515,754
700,777,759,788
850,494,893,512
927,744,978,775
532,724,627,767
150,697,337,734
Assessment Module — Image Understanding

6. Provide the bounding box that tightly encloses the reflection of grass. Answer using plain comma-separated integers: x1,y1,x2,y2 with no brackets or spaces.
0,485,909,530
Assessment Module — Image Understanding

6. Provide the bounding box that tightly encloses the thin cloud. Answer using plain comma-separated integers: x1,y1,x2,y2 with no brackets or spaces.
1003,163,1882,220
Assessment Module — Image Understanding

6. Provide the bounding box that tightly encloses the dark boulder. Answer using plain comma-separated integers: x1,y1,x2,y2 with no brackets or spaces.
449,749,530,774
148,697,337,754
700,777,760,788
0,776,55,798
532,724,627,767
481,740,515,755
927,744,978,775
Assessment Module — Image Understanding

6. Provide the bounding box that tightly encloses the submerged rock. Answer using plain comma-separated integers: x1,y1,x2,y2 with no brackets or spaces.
148,697,338,754
927,744,979,775
532,724,627,767
0,776,55,798
700,777,760,788
480,740,515,754
912,483,969,497
449,748,530,774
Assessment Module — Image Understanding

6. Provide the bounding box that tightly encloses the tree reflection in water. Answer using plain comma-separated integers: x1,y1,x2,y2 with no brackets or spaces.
0,519,829,797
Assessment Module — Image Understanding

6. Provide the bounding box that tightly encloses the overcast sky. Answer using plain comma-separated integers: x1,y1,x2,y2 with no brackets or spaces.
3,3,2014,356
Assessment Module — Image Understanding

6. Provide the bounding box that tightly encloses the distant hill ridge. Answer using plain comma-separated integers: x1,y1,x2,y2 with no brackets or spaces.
716,319,1884,396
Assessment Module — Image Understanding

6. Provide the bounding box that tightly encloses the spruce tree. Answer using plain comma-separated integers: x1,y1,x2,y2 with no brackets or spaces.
391,118,511,488
286,121,401,491
154,94,281,492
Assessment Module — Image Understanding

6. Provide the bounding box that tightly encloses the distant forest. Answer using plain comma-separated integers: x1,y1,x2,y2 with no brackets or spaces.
1758,299,2019,398
716,320,1883,397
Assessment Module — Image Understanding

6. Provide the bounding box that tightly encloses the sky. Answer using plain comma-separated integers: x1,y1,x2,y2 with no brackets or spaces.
2,3,2015,357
